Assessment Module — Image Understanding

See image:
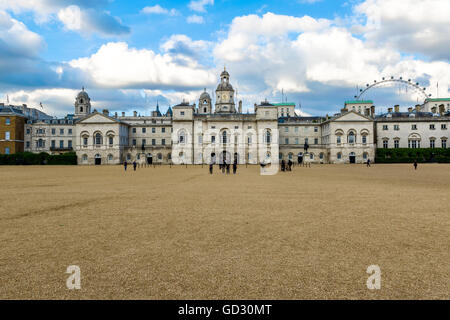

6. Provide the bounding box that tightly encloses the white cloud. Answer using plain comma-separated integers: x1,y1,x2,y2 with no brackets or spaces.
141,5,179,16
68,41,216,89
188,0,214,13
354,0,450,60
186,14,204,24
57,5,81,31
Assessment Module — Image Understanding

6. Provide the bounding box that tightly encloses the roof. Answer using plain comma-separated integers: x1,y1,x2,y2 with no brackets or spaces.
273,102,296,106
425,98,450,102
0,105,26,117
345,100,373,105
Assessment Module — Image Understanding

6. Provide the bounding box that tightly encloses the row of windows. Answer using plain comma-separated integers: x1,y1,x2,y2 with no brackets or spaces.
382,124,447,131
131,127,169,134
132,139,166,146
282,126,319,133
382,139,447,149
26,128,73,135
282,138,320,145
336,133,367,144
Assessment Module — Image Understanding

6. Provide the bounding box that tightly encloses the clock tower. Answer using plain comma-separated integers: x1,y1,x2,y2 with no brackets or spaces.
215,68,236,114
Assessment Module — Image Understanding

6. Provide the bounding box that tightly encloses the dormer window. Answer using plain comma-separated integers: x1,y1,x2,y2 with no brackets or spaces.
180,111,185,116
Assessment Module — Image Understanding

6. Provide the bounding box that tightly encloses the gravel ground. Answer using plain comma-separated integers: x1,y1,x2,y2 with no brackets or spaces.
0,164,449,299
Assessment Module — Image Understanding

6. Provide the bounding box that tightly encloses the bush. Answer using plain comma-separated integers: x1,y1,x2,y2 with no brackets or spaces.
0,152,77,165
376,148,450,163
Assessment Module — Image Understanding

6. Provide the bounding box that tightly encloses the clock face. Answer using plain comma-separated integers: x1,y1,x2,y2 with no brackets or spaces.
222,94,227,100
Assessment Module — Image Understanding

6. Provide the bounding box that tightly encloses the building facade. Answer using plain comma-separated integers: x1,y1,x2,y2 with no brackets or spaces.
17,70,450,164
0,105,27,155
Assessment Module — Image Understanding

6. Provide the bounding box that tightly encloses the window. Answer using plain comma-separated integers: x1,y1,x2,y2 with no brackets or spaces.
162,127,166,133
442,139,447,149
362,135,367,144
83,137,88,146
295,138,299,145
337,152,342,160
59,140,64,148
314,138,318,145
409,140,420,148
337,136,341,144
305,138,309,144
108,154,113,161
152,139,156,145
382,125,388,130
95,133,102,145
51,140,56,148
394,125,400,131
430,139,435,148
82,154,88,162
265,130,271,143
5,131,10,140
247,135,251,144
5,147,10,154
394,139,400,148
132,128,136,133
142,139,146,146
60,129,64,135
319,153,324,160
109,136,113,145
411,124,417,130
162,139,166,145
180,111,185,116
222,131,227,144
152,128,156,133
383,140,388,148
363,153,368,160
5,118,10,125
211,135,216,144
132,139,136,146
127,154,131,161
348,132,355,144
179,131,185,144
284,127,289,132
142,128,146,133
310,153,314,160
52,128,56,135
68,129,72,134
295,127,299,133
26,128,30,135
68,140,72,148
314,127,318,133
158,153,162,160
442,124,447,130
430,124,435,130
285,138,289,144
26,141,30,148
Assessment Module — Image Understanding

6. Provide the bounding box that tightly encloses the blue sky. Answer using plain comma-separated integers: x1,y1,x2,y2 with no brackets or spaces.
0,0,449,117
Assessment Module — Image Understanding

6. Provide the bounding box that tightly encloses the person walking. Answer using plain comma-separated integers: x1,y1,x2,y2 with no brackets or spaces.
123,161,127,171
133,160,137,171
226,162,230,174
367,159,371,167
413,159,418,170
281,159,286,172
222,161,226,174
288,159,293,171
233,159,237,174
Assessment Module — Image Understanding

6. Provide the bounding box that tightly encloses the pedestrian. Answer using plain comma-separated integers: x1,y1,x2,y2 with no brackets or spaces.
123,161,127,171
133,160,137,171
226,163,230,174
413,159,418,170
209,163,213,174
288,159,293,171
222,161,226,174
281,160,286,172
367,159,371,167
232,159,237,174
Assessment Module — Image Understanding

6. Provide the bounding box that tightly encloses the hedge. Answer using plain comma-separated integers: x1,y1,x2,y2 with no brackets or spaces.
0,152,77,165
375,148,450,163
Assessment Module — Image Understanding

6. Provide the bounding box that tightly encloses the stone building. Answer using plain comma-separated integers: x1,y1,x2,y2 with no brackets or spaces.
0,105,27,154
20,69,449,165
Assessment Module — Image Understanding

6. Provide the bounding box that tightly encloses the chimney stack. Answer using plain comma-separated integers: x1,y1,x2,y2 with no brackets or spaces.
388,107,393,113
133,111,137,117
408,107,413,113
431,106,437,114
114,112,118,118
122,112,125,117
394,105,400,113
439,104,445,115
370,105,375,116
102,109,109,116
415,105,421,112
239,100,242,113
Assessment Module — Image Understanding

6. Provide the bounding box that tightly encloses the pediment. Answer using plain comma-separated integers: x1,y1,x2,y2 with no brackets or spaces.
78,112,118,124
333,111,371,122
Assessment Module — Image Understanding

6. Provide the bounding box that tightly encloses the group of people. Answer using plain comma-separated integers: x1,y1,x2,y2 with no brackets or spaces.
281,159,293,172
123,161,138,171
210,160,238,175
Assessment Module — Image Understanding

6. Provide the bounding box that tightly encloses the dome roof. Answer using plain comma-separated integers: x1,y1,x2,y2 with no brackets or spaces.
77,87,89,100
221,69,230,78
200,89,211,100
216,82,234,91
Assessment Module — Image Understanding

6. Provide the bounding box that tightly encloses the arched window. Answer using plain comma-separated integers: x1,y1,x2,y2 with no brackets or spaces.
319,153,324,160
265,130,271,143
348,131,356,144
178,130,186,144
310,153,314,160
82,154,88,162
337,152,342,160
222,131,227,144
94,133,103,145
288,153,293,160
108,154,113,161
157,153,163,160
363,152,368,160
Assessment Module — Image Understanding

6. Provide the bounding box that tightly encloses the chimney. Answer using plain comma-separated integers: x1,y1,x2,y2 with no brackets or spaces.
122,112,125,117
439,104,445,115
370,105,375,116
114,112,118,118
102,109,109,116
388,107,393,113
341,108,348,113
239,100,242,113
394,105,400,113
431,106,437,114
133,111,137,117
415,105,421,112
408,107,413,113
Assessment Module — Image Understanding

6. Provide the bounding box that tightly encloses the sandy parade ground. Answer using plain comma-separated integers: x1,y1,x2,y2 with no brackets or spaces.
0,164,449,299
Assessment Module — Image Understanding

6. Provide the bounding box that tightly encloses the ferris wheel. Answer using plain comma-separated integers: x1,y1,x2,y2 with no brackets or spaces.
354,76,431,102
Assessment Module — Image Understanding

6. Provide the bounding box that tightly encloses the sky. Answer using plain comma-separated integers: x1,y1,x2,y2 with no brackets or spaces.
0,0,449,117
